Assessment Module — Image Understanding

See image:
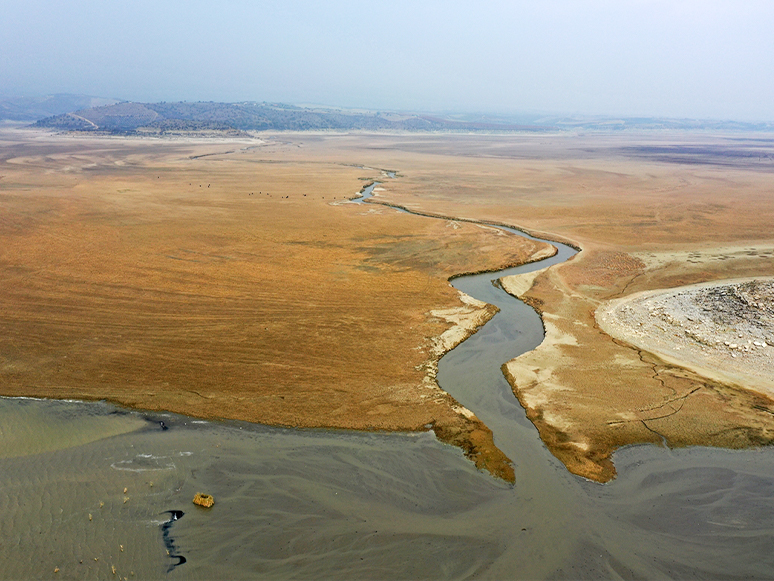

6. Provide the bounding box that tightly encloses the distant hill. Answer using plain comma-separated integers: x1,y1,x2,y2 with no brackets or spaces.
33,101,546,134
532,114,774,132
25,98,774,134
0,94,120,121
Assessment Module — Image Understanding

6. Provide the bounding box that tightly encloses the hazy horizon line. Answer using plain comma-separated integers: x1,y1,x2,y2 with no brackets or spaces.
3,92,774,126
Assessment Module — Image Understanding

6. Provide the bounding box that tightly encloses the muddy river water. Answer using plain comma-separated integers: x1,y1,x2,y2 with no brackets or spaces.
1,185,773,579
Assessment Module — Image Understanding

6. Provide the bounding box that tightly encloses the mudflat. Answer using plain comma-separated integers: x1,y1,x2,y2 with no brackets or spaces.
3,128,774,482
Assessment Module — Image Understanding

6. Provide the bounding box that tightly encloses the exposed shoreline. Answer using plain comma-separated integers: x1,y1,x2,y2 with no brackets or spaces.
597,277,774,399
499,266,621,483
0,129,561,485
499,264,774,483
8,128,774,488
421,293,514,481
413,216,561,482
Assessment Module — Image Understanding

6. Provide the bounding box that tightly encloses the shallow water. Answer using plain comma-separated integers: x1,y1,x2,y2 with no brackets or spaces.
3,398,774,579
2,185,774,579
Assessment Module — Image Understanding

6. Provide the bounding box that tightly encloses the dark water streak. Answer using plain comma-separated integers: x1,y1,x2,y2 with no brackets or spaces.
161,510,186,570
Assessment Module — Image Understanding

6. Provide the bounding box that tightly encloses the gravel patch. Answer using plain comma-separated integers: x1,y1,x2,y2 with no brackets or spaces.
597,278,774,396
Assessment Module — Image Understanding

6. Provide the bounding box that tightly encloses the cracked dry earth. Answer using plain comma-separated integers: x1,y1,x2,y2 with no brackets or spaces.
501,262,774,483
598,278,774,398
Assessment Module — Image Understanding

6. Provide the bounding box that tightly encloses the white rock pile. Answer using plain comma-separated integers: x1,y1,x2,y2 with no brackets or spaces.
599,279,774,389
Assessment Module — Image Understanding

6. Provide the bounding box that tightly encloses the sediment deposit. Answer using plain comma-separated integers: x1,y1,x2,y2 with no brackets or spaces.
4,128,774,483
598,278,774,397
353,131,774,481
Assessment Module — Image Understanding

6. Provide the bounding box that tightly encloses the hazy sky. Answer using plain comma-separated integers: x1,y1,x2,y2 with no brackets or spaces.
3,0,773,120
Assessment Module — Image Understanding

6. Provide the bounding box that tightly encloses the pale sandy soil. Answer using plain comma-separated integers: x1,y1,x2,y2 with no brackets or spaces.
597,278,774,398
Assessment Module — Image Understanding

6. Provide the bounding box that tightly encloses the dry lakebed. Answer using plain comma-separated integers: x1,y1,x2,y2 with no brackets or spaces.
2,128,774,578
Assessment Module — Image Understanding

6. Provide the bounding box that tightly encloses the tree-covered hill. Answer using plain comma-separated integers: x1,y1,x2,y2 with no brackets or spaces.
33,100,542,133
26,98,774,134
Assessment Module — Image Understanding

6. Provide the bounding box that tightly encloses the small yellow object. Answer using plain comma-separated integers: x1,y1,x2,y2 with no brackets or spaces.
99,501,104,508
193,493,214,508
112,564,117,575
123,497,129,504
120,544,124,552
54,567,59,573
123,487,128,494
88,513,92,521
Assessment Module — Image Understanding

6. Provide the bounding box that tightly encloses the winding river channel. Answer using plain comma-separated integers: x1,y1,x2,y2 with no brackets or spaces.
1,183,774,579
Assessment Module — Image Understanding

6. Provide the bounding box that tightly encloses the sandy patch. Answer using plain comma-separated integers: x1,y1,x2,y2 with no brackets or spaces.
631,245,774,270
429,292,495,357
500,267,549,299
597,277,774,398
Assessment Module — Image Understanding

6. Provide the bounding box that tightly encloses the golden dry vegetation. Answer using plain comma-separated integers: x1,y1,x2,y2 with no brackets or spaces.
0,129,558,482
